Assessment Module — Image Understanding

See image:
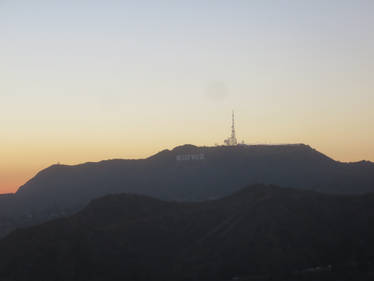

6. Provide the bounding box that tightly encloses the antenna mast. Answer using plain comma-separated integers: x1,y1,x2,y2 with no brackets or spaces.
231,110,236,141
224,110,238,146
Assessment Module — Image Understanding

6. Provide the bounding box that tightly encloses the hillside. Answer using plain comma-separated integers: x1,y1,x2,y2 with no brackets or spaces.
0,184,374,281
1,144,374,237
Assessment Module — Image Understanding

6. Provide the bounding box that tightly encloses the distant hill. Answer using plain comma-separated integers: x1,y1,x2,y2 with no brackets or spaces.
0,184,374,281
11,144,374,209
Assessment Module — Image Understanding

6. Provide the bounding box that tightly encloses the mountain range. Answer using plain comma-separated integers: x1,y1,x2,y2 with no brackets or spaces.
1,144,374,237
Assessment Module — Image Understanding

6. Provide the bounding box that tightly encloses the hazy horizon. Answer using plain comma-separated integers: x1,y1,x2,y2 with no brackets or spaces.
1,0,374,193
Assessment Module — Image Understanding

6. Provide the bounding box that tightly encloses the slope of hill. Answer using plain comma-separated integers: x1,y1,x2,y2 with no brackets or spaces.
0,184,373,281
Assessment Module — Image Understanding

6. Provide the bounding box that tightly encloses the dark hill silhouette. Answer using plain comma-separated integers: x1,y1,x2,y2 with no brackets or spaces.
12,144,374,207
1,144,374,237
0,184,374,281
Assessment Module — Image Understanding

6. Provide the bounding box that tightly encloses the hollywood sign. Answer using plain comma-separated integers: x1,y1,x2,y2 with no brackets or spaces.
176,153,205,161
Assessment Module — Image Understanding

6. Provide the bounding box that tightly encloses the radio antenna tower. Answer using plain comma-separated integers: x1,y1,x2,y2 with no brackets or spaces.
231,110,236,143
224,110,238,146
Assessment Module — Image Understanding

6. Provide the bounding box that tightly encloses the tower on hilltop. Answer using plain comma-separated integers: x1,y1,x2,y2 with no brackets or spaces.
224,110,238,146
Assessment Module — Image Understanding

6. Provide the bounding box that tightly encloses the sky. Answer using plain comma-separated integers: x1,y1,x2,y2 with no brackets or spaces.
1,0,373,193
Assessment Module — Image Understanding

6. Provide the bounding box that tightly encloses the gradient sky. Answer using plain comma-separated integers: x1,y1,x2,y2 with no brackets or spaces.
1,0,373,193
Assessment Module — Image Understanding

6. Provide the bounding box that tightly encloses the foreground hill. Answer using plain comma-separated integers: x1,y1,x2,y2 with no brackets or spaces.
0,184,373,281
